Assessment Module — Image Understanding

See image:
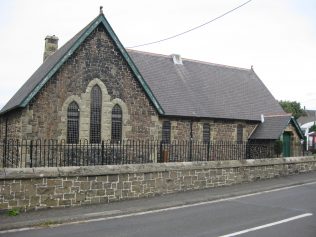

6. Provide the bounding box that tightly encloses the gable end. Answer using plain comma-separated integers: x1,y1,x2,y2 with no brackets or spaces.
1,14,164,116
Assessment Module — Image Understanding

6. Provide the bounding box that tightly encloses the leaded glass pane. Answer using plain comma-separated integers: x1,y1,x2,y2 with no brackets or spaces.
90,85,102,143
203,123,210,143
111,104,122,142
67,102,79,144
162,121,171,143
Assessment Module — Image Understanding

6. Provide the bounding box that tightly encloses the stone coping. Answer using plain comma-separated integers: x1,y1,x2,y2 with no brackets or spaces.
0,156,315,180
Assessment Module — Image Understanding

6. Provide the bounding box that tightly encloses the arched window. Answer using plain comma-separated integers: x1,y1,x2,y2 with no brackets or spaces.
90,85,102,143
67,101,80,144
111,104,122,142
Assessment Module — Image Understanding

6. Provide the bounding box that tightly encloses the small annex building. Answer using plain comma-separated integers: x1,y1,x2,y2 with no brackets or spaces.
0,10,303,158
249,115,304,157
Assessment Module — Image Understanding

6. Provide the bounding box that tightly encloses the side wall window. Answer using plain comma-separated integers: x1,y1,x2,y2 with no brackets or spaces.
203,123,210,143
237,124,243,143
90,85,102,143
111,104,122,142
162,121,171,143
67,101,80,144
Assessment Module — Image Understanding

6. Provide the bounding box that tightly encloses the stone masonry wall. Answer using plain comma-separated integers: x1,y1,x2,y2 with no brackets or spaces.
0,110,22,141
0,156,315,211
159,118,257,142
213,120,257,142
284,123,301,143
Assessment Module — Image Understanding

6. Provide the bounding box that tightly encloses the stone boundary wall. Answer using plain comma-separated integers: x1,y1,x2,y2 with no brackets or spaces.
0,156,315,211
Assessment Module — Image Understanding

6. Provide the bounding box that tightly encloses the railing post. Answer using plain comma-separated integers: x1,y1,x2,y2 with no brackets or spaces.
207,141,210,161
2,139,6,168
30,140,33,168
189,139,192,162
159,141,163,162
245,141,250,159
101,140,105,165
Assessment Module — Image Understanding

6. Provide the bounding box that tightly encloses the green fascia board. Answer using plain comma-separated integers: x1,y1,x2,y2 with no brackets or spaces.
279,116,304,140
20,14,164,115
290,117,304,139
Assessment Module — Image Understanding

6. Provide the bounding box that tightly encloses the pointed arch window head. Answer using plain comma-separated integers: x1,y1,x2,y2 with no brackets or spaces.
90,85,102,143
111,104,122,142
67,101,80,144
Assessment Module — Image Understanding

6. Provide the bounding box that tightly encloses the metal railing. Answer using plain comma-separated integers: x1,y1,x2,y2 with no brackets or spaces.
0,139,305,168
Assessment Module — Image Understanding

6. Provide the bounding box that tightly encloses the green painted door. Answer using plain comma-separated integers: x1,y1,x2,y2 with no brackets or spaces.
283,133,291,157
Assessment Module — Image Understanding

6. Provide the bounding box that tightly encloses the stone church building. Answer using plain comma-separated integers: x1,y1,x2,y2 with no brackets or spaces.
0,11,303,149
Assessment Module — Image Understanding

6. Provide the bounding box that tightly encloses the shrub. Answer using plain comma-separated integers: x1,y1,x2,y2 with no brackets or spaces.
274,140,283,157
7,208,20,216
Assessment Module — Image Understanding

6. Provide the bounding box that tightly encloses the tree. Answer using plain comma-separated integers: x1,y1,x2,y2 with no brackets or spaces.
279,100,306,119
310,122,316,132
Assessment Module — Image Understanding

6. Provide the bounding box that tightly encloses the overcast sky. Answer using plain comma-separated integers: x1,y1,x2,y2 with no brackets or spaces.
0,0,315,110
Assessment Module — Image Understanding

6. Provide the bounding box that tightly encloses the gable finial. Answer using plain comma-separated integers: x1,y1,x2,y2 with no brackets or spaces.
100,6,103,14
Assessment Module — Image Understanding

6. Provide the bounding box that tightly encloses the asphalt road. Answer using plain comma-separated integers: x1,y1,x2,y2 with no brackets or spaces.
2,182,316,237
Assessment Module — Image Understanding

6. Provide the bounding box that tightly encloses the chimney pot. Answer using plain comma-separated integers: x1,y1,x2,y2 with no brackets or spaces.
171,54,183,65
43,35,59,61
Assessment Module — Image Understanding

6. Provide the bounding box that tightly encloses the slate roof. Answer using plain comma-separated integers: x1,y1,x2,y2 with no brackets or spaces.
128,50,285,121
298,110,316,125
249,115,303,140
1,13,285,122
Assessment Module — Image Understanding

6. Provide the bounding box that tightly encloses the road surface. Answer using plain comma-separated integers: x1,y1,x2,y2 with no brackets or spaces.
2,182,316,237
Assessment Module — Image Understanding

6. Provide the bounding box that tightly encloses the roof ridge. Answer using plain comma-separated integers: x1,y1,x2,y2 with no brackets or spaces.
182,57,250,71
127,49,251,71
264,113,291,117
126,49,171,59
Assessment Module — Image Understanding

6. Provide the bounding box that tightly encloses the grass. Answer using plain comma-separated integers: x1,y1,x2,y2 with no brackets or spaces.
7,208,20,216
38,220,59,227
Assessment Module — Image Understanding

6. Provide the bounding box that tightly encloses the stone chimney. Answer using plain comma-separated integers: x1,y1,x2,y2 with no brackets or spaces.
43,35,59,61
